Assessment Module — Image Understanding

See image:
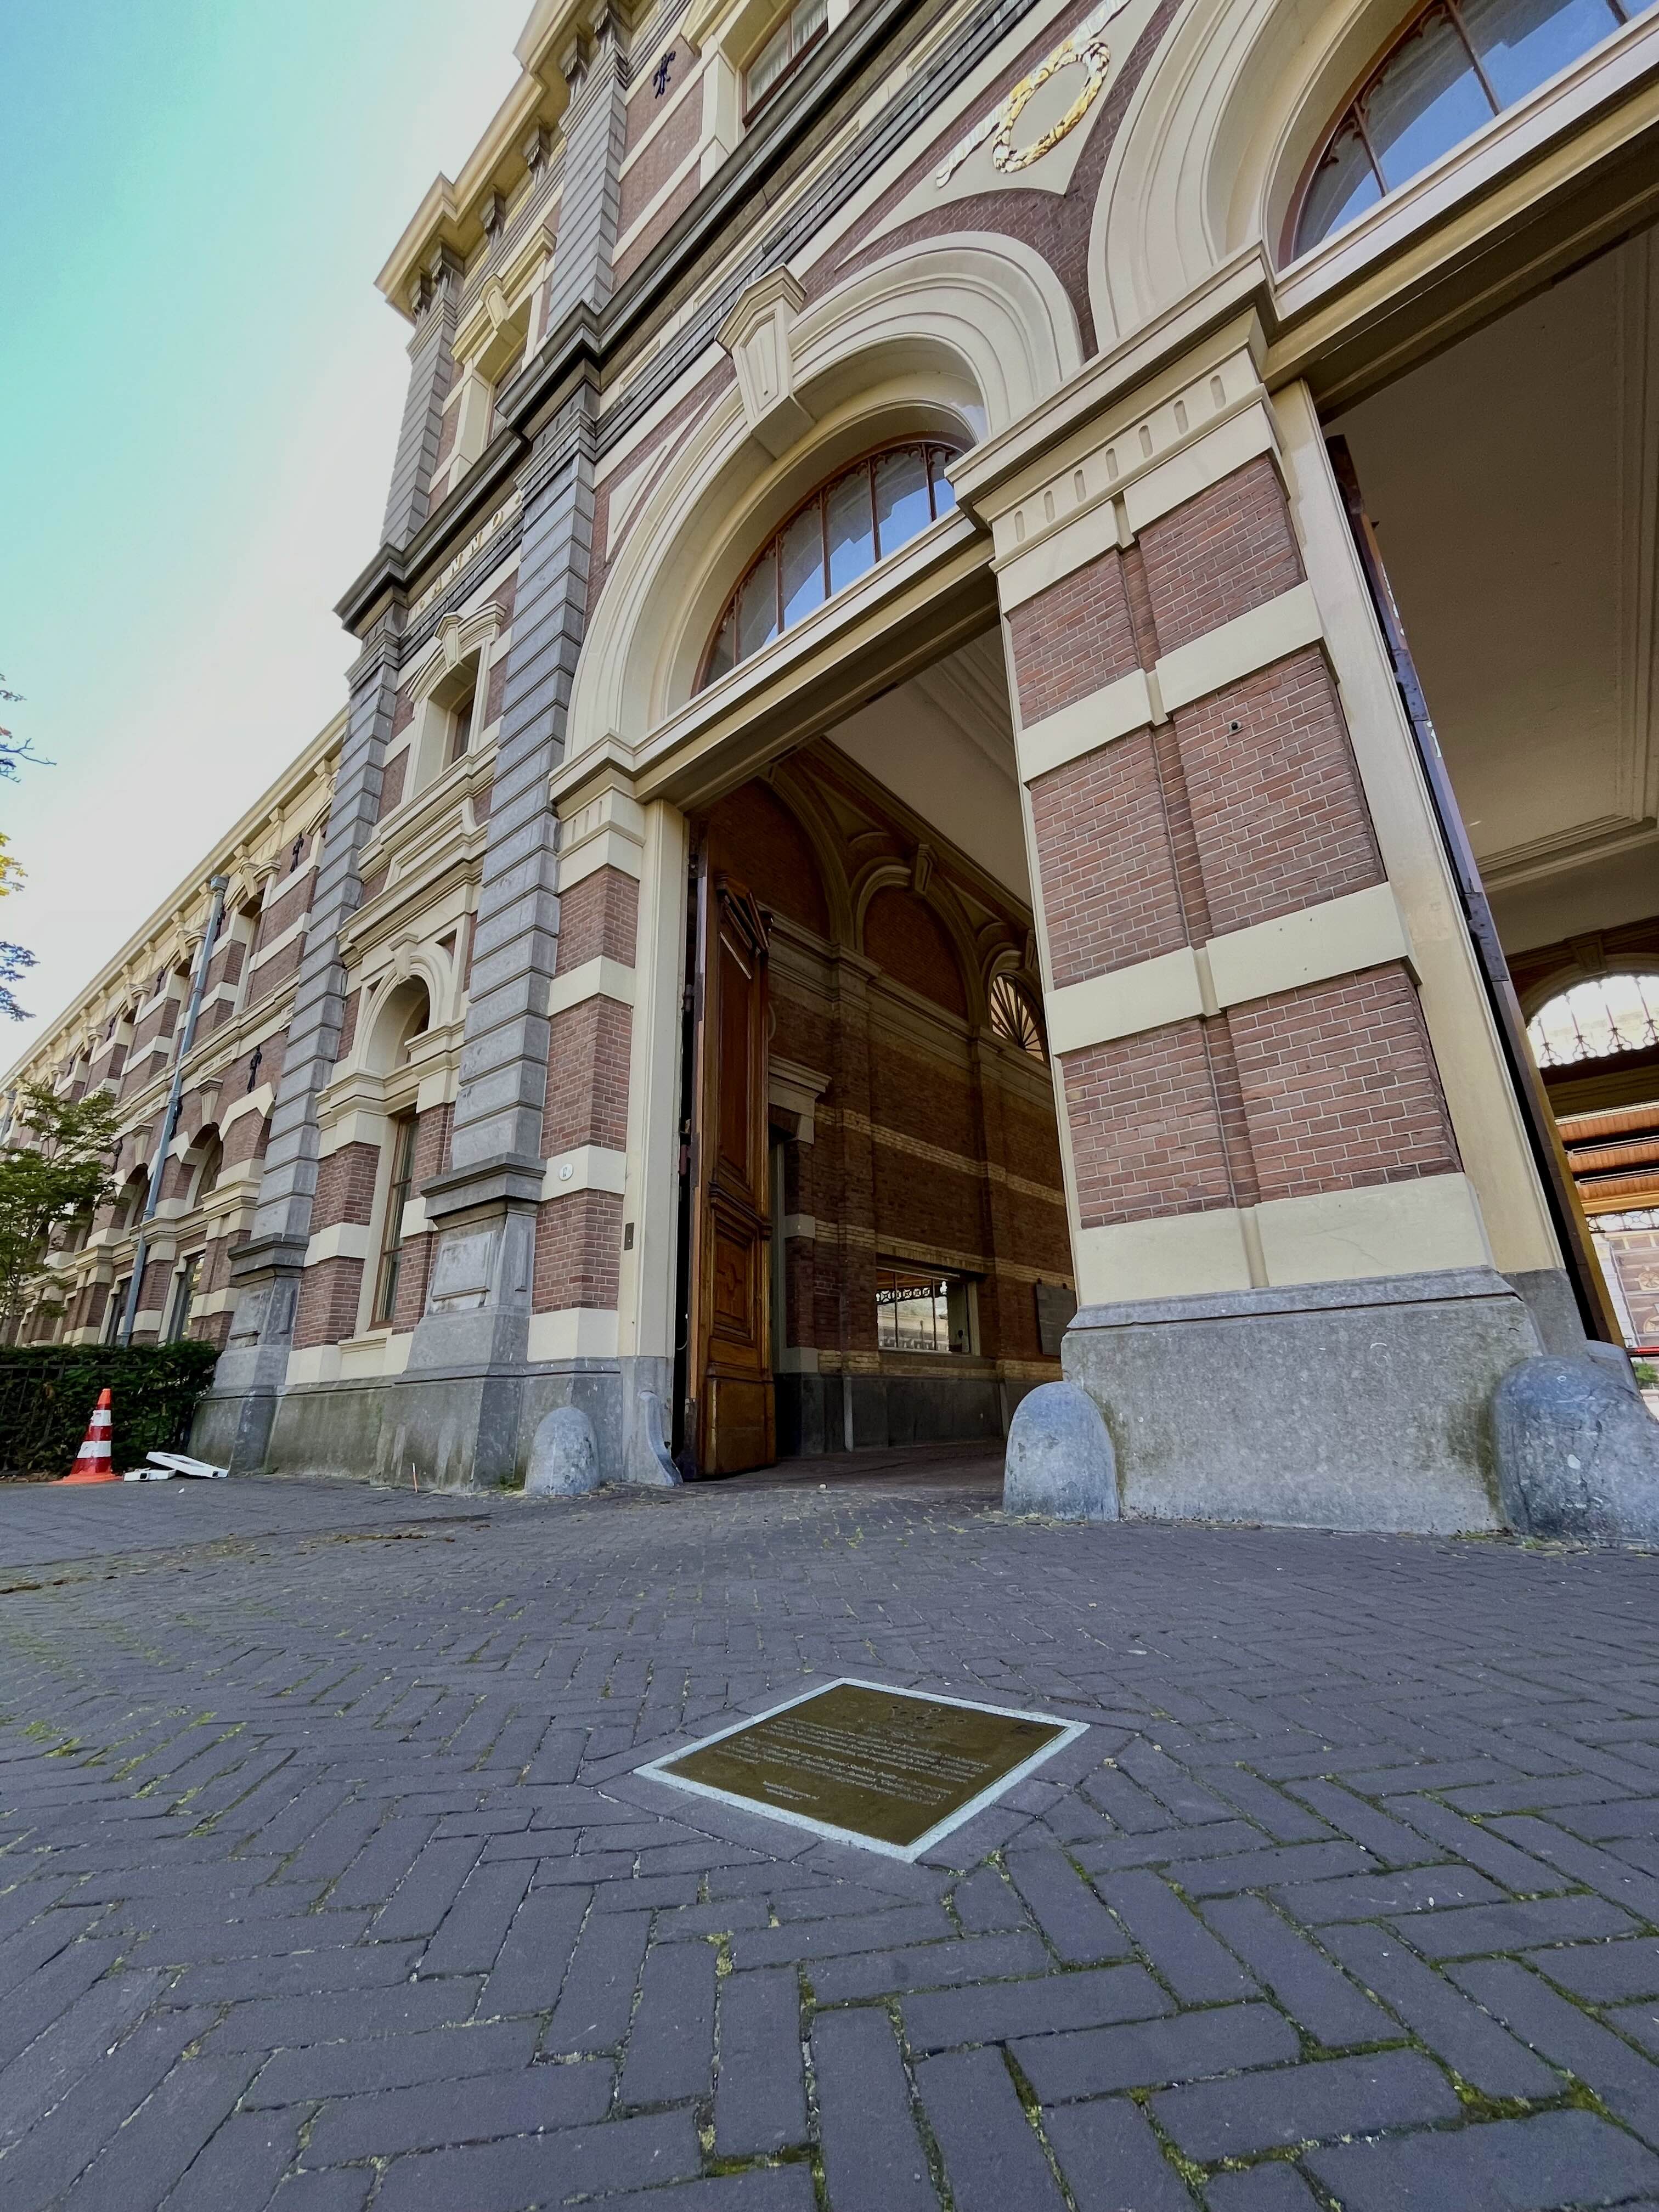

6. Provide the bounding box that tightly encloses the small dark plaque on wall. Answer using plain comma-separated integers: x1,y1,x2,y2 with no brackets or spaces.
1035,1280,1079,1356
637,1679,1084,1858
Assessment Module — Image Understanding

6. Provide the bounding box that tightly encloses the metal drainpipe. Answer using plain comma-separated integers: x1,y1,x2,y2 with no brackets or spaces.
119,874,230,1350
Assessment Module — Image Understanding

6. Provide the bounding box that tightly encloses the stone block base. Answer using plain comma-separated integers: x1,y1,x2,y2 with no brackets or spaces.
1063,1267,1542,1534
253,1355,675,1492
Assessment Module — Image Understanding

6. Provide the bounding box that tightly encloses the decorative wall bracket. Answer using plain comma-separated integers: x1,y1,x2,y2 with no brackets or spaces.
718,268,814,459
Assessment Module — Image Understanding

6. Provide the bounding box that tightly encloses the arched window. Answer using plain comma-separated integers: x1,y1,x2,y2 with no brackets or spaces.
989,973,1047,1062
699,444,961,689
1527,974,1659,1068
1291,0,1647,257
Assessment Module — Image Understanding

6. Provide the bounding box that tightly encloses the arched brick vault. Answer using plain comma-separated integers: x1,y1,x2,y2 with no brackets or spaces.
698,741,1070,1396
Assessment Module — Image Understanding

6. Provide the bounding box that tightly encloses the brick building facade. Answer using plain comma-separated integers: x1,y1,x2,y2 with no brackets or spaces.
9,0,1658,1525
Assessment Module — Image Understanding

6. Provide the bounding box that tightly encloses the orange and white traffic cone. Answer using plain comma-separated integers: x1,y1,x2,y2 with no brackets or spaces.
60,1389,116,1483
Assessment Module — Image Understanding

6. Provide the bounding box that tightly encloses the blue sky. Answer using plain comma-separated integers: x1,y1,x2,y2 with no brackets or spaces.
0,0,528,1063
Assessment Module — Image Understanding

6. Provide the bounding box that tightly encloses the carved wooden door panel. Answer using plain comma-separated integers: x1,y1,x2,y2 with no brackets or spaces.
686,872,775,1475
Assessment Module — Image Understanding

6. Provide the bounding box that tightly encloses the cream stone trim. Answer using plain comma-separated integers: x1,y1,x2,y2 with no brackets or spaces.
557,781,648,888
1272,383,1561,1277
546,956,636,1016
1205,884,1413,1007
1075,1209,1254,1302
1254,1174,1493,1286
618,799,690,1365
303,1223,373,1267
527,1307,620,1361
1048,884,1412,1059
769,1054,831,1143
1155,582,1324,715
317,1106,392,1158
1047,947,1204,1056
220,1083,274,1132
541,1144,628,1198
1123,406,1278,534
995,495,1126,611
1014,668,1155,779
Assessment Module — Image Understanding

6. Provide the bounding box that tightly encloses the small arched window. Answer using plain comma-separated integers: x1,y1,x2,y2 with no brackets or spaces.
989,973,1047,1062
699,444,961,690
1291,0,1646,257
1527,974,1659,1068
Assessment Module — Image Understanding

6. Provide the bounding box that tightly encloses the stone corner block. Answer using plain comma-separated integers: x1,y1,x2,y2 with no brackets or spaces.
1493,1353,1659,1548
526,1404,602,1497
1003,1380,1119,1522
624,1389,682,1488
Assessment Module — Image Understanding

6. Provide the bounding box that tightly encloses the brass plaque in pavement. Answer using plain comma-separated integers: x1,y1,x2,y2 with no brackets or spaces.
651,1679,1077,1854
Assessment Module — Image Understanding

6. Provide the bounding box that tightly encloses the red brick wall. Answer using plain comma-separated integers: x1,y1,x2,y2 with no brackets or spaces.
247,934,305,1006
311,1142,380,1232
255,870,316,953
556,868,639,970
1007,547,1141,723
618,82,699,235
862,890,967,1018
1174,648,1383,939
1228,965,1460,1201
294,1257,365,1349
541,999,631,1156
1138,456,1304,654
1061,1019,1233,1228
707,785,831,938
533,1190,622,1311
613,171,698,287
376,750,408,820
1029,733,1186,987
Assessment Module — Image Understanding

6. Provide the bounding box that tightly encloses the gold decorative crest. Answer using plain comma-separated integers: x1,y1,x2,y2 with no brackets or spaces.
933,0,1134,187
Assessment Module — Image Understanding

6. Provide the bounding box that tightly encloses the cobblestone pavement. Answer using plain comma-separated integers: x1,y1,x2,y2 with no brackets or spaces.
1,1465,1656,2212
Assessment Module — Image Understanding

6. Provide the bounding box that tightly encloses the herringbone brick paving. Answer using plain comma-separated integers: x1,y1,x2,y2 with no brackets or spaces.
0,1466,1655,2210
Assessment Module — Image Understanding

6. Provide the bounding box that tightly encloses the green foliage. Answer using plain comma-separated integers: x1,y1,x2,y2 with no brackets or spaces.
0,1341,219,1476
1635,1359,1657,1389
0,1082,123,1324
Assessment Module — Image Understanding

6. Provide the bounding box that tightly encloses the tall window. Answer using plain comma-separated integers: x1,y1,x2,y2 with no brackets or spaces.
103,1279,129,1346
1291,0,1650,256
373,1115,419,1327
1527,974,1659,1068
167,1255,200,1344
746,0,827,112
701,444,960,689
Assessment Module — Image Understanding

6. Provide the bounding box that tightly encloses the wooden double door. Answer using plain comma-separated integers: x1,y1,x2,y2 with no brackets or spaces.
683,865,776,1476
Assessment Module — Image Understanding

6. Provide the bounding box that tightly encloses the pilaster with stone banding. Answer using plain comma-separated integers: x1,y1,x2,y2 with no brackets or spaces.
993,338,1487,1311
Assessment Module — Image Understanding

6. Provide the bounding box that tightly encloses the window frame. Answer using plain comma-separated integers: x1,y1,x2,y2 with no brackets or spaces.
743,0,829,118
371,1113,420,1329
697,441,962,692
1284,0,1634,261
166,1253,202,1344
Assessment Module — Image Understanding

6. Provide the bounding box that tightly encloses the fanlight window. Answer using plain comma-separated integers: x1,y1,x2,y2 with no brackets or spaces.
989,973,1047,1061
1292,0,1649,257
1527,974,1659,1068
700,444,960,690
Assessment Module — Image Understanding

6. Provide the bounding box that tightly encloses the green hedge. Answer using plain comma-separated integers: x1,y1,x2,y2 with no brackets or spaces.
0,1342,219,1477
